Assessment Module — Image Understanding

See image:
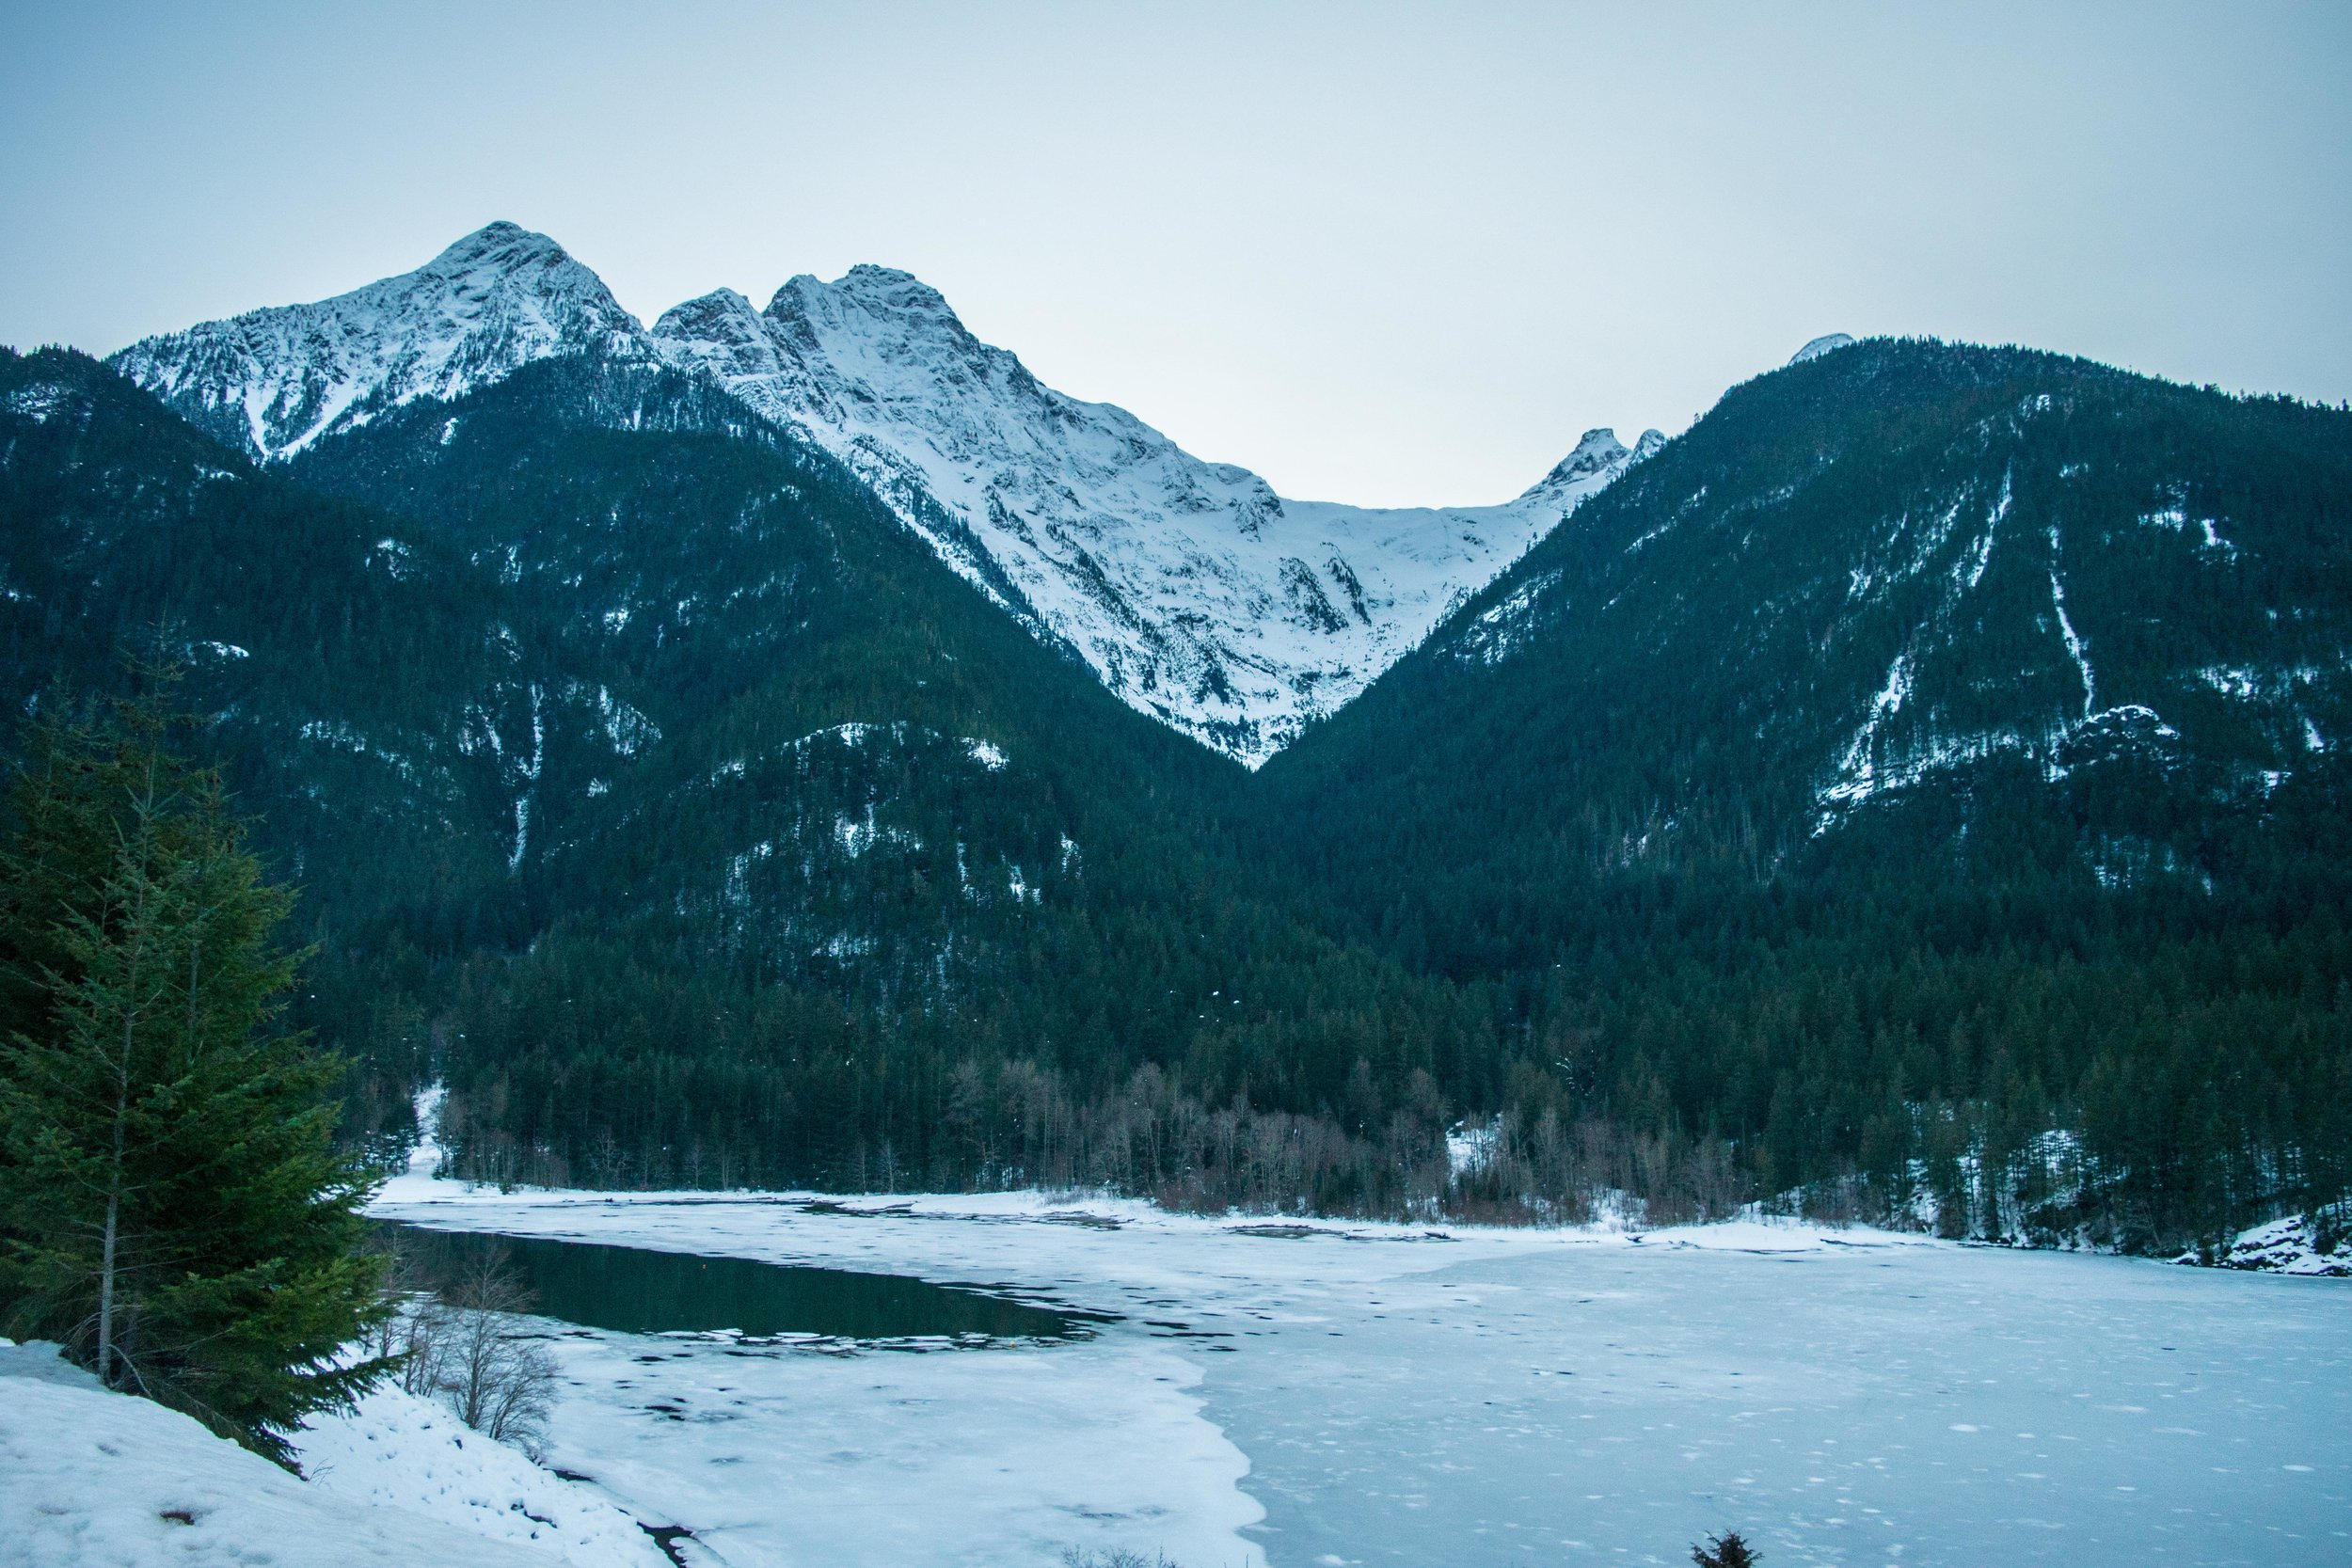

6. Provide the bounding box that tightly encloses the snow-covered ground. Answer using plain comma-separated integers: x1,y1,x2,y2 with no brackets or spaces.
291,1382,671,1567
0,1339,598,1568
368,1170,2352,1568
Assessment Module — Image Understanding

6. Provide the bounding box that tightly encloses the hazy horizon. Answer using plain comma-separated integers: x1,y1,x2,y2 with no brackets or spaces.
5,1,2346,506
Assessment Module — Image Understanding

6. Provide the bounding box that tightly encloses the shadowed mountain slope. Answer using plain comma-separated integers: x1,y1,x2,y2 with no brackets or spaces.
2,343,1495,1196
1257,339,2352,1243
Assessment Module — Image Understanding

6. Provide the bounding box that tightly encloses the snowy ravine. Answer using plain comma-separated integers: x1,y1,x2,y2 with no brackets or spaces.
109,223,1659,765
366,1176,2352,1568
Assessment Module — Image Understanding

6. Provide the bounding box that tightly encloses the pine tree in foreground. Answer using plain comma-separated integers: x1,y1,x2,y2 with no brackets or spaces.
0,689,389,1465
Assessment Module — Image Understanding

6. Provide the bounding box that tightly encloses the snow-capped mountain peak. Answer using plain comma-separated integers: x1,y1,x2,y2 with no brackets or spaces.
792,263,961,322
653,288,789,382
107,226,1653,765
110,221,648,460
655,263,1648,764
1526,427,1665,497
416,219,569,283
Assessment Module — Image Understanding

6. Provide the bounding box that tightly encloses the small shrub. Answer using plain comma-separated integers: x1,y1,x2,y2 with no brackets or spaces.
386,1244,559,1451
1059,1549,1184,1568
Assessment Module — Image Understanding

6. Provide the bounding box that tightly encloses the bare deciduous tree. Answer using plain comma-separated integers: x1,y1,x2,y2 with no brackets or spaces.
382,1243,557,1451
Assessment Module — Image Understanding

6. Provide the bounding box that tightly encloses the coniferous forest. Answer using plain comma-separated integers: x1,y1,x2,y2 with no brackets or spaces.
3,336,2346,1260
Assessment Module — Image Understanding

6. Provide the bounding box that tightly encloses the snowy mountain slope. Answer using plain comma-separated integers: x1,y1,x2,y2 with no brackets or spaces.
109,223,648,461
1263,337,2352,909
651,271,1658,763
104,223,1653,763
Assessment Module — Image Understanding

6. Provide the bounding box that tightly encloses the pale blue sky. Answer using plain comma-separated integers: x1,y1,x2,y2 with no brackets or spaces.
3,2,2345,504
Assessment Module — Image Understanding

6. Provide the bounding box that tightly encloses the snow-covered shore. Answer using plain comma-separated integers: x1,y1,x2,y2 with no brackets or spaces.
2189,1209,2351,1276
366,1175,2351,1567
10,1157,2343,1568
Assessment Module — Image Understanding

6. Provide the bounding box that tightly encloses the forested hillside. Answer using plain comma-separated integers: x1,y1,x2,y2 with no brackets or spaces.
1258,340,2352,1250
0,345,1500,1211
5,337,2346,1256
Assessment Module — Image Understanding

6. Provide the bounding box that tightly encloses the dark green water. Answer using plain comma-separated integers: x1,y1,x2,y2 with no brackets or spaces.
378,1222,1094,1341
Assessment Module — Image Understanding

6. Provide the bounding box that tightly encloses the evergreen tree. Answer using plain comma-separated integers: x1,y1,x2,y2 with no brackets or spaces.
1692,1529,1761,1568
0,690,389,1465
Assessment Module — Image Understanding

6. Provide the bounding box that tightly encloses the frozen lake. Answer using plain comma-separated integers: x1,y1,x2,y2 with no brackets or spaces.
370,1175,2350,1568
1200,1239,2346,1566
376,1219,1094,1341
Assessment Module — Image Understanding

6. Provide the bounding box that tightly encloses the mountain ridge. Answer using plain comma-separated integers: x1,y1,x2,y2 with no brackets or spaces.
110,222,1657,764
12,312,2350,1249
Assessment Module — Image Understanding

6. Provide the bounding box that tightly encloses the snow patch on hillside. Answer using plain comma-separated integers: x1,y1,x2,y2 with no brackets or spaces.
1810,468,2204,829
1455,570,1565,665
3,381,86,423
2184,1210,2352,1277
1789,332,1857,363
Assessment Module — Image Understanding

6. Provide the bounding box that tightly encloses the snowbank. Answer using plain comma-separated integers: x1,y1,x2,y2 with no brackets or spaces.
293,1383,669,1568
2187,1210,2352,1276
0,1340,557,1567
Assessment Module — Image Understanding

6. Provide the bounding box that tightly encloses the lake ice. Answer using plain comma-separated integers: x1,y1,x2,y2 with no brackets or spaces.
370,1174,2350,1568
